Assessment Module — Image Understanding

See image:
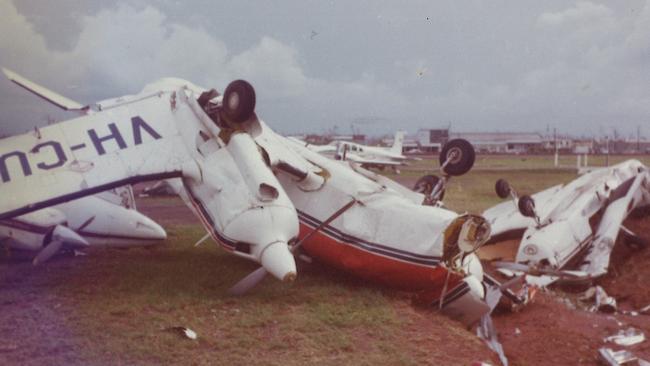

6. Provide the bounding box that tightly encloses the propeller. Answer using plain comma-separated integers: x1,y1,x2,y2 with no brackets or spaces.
491,261,586,279
228,198,358,295
33,225,89,266
193,233,211,247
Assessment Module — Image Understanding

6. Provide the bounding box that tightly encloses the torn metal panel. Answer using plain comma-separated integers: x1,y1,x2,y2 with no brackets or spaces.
580,172,650,277
599,348,640,366
579,286,619,313
604,328,645,347
477,314,508,366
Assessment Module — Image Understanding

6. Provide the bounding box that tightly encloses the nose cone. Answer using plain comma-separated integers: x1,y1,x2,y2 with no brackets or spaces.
260,241,297,282
52,225,89,248
133,214,167,241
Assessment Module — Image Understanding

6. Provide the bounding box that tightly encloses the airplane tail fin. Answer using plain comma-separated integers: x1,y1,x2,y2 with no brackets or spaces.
389,131,405,155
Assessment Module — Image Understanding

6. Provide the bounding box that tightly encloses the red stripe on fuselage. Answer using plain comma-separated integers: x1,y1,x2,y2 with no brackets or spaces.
298,223,463,292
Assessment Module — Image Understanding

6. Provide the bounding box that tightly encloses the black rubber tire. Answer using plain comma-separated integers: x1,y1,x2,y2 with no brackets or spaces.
413,174,445,200
222,80,256,123
518,195,536,218
439,139,475,176
495,179,511,199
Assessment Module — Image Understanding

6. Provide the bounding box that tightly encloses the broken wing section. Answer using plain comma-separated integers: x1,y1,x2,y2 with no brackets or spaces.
580,170,650,277
0,94,190,220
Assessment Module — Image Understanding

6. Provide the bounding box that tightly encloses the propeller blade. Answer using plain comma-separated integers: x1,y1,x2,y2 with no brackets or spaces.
492,261,582,279
228,198,357,296
228,267,269,296
33,239,64,266
193,233,211,247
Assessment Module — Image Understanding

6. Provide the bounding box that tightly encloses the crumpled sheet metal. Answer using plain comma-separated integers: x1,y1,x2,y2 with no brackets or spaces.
599,347,650,366
477,314,508,366
604,328,645,347
580,285,617,313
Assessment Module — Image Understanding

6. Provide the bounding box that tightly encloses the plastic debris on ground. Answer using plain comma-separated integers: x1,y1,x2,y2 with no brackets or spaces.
477,314,508,366
166,326,198,340
640,304,650,315
599,347,650,366
579,286,617,313
604,328,646,347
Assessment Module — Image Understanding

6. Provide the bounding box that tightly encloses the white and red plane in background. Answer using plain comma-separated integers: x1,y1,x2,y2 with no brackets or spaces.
0,68,497,326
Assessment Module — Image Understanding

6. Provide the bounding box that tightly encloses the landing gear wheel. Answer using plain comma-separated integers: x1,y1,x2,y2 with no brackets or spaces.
495,179,511,199
518,195,536,218
413,175,445,200
439,139,475,176
223,80,256,124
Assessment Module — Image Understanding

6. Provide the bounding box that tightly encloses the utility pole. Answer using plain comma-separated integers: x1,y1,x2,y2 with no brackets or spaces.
605,135,610,167
554,127,558,167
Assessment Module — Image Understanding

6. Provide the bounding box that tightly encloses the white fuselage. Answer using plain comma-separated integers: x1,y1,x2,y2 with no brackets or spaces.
0,193,166,252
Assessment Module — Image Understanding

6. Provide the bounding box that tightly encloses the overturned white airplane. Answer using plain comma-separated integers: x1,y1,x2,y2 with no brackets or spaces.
0,68,498,325
0,186,166,265
483,159,650,284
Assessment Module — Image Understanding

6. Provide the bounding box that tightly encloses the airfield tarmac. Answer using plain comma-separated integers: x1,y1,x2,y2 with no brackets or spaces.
1,155,650,365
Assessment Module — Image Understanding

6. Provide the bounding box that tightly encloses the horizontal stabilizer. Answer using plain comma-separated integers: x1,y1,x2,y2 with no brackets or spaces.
2,67,86,111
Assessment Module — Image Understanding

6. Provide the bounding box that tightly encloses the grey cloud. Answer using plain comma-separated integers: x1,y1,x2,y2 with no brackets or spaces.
1,0,649,138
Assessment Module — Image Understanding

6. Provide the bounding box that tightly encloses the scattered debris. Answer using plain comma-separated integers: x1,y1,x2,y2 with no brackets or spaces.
599,348,650,366
604,328,645,347
640,304,650,315
477,315,508,366
139,180,176,197
166,326,198,340
580,286,617,313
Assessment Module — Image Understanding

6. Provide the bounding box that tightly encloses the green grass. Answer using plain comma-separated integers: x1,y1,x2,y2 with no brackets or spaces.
442,169,576,213
39,225,490,365
406,154,650,172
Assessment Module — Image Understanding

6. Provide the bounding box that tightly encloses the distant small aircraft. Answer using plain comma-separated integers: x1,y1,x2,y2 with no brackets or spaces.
482,159,650,285
0,68,498,326
1,186,166,265
300,131,418,173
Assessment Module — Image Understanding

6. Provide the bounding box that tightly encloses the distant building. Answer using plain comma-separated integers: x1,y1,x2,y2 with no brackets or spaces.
400,129,448,153
572,140,593,154
449,132,544,153
542,135,574,153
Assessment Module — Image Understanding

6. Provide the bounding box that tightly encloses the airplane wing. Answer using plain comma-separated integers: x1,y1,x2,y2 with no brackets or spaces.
344,153,403,167
0,88,194,220
579,170,650,276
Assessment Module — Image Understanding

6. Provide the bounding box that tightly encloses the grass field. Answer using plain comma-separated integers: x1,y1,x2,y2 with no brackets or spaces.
2,154,648,365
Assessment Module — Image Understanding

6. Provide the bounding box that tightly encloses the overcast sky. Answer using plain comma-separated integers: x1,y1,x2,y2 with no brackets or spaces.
1,0,649,138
